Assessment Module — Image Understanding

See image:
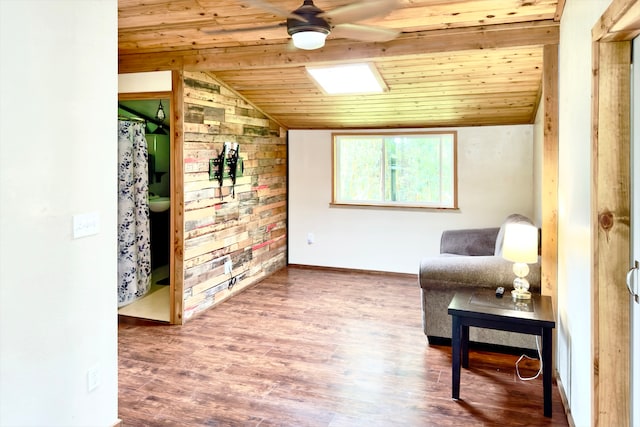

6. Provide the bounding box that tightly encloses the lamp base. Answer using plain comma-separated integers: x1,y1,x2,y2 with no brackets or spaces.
511,272,531,300
511,289,532,300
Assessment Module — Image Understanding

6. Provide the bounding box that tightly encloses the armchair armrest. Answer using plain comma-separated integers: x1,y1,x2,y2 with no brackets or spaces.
419,255,541,293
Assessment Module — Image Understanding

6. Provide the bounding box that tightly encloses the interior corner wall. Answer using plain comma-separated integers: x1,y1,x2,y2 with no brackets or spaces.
288,125,535,274
180,71,287,320
556,0,611,424
0,1,119,426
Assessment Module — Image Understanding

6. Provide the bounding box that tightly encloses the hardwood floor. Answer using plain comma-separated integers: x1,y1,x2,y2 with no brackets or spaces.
118,266,569,426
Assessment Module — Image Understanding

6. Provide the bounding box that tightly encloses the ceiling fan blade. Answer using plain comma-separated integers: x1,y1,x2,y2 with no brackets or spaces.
330,23,400,42
320,0,399,25
240,0,307,22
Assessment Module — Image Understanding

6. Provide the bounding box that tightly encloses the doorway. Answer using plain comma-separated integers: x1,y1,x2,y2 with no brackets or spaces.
117,96,173,323
632,36,640,427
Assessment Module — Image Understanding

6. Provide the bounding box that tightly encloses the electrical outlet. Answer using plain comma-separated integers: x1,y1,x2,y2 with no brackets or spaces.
307,232,315,245
87,365,101,392
224,259,233,274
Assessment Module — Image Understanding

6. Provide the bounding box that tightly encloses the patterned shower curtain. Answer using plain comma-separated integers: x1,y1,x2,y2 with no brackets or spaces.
118,120,151,307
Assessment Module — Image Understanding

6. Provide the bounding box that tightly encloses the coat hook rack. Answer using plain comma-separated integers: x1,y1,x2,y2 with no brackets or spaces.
209,142,243,201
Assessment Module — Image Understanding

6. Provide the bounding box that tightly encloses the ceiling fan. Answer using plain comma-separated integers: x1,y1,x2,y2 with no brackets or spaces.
205,0,401,50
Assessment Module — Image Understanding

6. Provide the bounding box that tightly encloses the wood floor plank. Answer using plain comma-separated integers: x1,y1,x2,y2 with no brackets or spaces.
118,266,569,426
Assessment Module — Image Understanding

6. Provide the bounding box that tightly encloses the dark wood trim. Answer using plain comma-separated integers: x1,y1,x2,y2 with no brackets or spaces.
118,315,169,327
118,91,172,101
287,264,417,281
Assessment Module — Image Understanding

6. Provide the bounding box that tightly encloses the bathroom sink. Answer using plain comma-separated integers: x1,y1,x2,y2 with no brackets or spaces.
149,196,170,213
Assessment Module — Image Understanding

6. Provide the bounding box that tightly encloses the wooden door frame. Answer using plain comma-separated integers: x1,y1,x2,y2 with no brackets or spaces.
591,0,639,424
171,70,185,325
117,71,185,325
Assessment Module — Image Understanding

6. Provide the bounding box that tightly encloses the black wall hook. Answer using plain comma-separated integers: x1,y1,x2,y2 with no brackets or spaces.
209,145,227,200
227,142,241,198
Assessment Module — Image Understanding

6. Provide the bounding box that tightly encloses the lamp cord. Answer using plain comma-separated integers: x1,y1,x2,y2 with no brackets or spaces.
515,335,542,381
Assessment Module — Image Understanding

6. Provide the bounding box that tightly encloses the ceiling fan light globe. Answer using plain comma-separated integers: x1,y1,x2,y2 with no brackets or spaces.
291,30,328,50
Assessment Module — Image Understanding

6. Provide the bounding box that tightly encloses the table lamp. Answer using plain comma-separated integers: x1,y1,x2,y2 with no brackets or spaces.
502,222,539,300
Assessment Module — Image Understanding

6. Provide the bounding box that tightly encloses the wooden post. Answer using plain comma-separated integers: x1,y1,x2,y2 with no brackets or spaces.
171,69,185,325
591,40,631,427
542,44,559,301
542,43,559,373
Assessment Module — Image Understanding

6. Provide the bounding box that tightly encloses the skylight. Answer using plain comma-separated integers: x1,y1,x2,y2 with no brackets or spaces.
305,63,387,95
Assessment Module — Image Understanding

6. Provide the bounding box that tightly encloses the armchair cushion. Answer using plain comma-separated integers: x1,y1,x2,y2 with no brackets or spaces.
440,227,499,256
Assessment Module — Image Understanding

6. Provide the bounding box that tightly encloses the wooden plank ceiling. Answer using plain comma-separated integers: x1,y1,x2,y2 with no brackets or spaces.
119,0,562,129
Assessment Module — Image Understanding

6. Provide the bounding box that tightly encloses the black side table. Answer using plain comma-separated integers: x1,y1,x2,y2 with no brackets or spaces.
448,291,556,417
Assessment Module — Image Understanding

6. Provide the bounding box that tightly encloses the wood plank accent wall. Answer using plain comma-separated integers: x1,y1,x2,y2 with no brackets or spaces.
180,70,287,321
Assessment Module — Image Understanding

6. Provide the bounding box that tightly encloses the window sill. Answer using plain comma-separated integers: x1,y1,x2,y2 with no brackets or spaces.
329,202,459,211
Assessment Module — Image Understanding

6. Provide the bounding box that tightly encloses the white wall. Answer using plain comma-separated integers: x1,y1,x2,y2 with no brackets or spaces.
0,1,119,426
289,126,535,274
118,71,172,93
557,1,611,425
533,94,544,225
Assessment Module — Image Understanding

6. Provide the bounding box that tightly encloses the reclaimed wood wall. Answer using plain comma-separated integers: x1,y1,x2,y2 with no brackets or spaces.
181,71,287,321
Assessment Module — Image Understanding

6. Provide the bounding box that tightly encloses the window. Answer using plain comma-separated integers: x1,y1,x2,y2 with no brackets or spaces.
332,132,457,209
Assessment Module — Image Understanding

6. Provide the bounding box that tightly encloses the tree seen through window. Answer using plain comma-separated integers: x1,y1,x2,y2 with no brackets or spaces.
333,132,456,208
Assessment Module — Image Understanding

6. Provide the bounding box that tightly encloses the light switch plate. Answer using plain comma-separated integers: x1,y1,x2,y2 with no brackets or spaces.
73,212,100,239
87,365,101,392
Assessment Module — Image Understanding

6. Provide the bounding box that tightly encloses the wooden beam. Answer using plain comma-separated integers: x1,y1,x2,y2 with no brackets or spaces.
119,55,183,74
554,0,567,22
119,20,559,73
591,40,631,427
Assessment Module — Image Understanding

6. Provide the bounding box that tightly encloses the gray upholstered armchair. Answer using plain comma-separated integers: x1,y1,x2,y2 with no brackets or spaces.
418,214,541,350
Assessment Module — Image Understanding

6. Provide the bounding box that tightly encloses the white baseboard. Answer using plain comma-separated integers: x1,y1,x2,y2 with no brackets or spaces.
555,372,576,427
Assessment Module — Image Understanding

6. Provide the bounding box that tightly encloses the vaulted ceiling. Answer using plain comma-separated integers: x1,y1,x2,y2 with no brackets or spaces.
118,0,562,129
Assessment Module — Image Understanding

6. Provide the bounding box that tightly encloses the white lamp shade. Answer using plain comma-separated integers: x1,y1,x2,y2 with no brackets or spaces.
292,31,327,50
502,223,538,264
